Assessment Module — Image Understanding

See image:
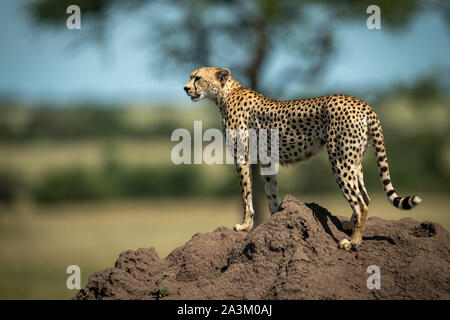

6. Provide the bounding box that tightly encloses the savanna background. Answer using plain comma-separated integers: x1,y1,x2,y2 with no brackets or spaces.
0,0,449,299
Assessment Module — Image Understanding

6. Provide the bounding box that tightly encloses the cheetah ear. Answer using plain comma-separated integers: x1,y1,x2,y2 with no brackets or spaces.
216,68,231,84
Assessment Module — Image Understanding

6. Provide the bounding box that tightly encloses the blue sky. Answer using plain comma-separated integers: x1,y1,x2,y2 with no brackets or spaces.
0,1,448,105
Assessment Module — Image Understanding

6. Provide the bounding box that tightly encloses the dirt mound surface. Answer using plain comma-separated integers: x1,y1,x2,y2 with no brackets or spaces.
75,195,450,300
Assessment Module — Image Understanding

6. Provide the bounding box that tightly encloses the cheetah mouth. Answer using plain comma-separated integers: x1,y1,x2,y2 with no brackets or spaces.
190,94,201,101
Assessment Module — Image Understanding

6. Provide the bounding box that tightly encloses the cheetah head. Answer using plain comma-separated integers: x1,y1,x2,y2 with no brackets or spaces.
184,67,231,102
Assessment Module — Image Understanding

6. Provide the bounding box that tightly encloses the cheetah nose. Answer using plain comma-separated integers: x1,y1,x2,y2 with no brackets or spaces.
183,86,190,93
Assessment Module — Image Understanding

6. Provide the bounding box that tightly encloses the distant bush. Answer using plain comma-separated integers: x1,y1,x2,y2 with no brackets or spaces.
33,168,112,203
0,104,183,141
0,169,22,204
23,105,126,139
115,165,202,198
32,165,213,203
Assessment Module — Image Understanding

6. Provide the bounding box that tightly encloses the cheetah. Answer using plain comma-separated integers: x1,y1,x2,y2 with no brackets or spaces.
183,66,422,251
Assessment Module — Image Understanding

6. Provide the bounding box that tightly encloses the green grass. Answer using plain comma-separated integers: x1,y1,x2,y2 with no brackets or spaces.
0,193,448,299
157,286,168,299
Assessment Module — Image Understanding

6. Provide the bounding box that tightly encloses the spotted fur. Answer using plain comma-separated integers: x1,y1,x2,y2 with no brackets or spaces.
184,67,422,251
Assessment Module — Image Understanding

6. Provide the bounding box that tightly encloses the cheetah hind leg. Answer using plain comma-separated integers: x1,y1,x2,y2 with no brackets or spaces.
343,165,369,232
339,188,369,251
357,164,370,206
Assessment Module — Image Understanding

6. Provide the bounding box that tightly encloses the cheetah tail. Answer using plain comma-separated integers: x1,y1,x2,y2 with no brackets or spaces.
370,117,422,210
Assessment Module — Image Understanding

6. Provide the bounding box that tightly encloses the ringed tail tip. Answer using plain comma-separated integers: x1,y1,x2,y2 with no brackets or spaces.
393,194,423,210
413,195,422,205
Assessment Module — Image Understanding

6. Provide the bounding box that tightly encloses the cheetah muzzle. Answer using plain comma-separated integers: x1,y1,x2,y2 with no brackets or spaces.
184,66,422,251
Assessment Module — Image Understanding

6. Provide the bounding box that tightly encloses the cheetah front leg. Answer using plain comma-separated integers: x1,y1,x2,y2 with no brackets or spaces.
263,174,279,215
233,161,254,232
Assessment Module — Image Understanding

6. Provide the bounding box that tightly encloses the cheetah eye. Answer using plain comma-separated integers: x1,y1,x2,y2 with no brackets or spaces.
194,77,201,82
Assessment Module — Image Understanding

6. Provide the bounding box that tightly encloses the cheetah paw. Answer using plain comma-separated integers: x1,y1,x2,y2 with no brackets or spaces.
338,239,353,251
233,223,251,232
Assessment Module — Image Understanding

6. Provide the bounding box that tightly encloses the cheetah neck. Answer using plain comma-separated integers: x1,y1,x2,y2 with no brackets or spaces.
216,77,242,110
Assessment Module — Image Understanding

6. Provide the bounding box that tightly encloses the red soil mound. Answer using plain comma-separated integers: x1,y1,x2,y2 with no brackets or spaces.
75,195,450,300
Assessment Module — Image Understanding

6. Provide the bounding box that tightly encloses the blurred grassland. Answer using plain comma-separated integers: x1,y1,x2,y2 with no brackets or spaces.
0,95,449,194
0,198,242,299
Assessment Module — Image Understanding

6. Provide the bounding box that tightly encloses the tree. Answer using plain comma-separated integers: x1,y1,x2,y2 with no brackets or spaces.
26,0,448,224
